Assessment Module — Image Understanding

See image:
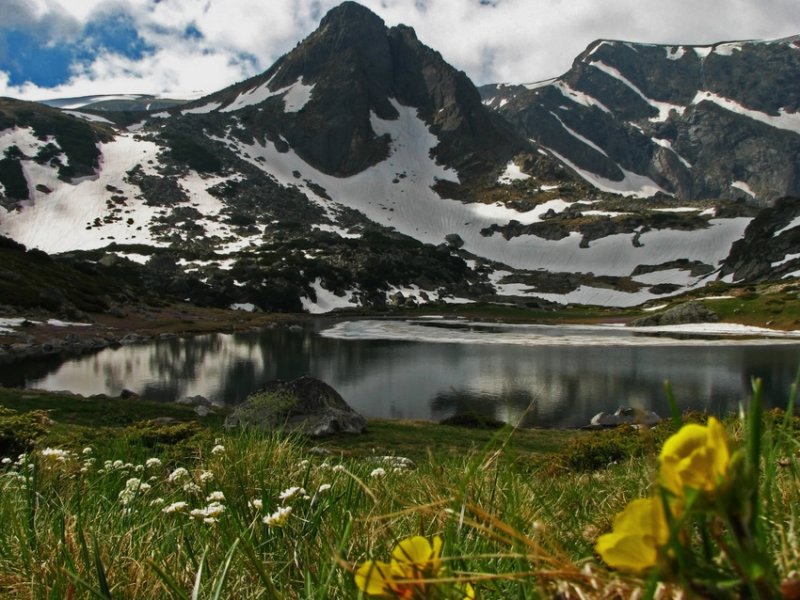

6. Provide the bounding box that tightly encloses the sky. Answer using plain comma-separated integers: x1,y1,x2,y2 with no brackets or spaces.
1,0,799,102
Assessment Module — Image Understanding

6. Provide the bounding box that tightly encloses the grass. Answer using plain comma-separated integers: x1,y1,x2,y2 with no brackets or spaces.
0,385,798,598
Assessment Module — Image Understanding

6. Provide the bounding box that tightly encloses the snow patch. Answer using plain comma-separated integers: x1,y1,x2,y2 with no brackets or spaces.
714,42,744,56
497,161,531,184
551,113,608,156
666,47,686,60
694,47,713,59
181,102,222,115
589,61,684,122
772,253,800,268
220,76,314,113
63,111,114,124
553,81,611,113
301,279,359,314
775,216,800,237
543,146,668,198
651,137,692,168
523,78,558,90
230,303,256,312
693,91,800,134
731,180,756,198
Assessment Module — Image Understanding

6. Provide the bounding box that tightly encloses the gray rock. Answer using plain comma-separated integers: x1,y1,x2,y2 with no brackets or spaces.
194,405,214,417
224,376,367,437
629,301,718,327
119,333,150,345
589,407,661,429
178,395,212,407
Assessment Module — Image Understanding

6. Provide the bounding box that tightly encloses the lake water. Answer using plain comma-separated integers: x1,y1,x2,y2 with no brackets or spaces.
2,318,799,428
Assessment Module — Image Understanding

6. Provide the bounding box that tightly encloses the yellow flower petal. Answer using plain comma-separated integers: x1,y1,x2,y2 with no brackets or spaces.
659,417,730,497
596,497,669,573
354,560,393,596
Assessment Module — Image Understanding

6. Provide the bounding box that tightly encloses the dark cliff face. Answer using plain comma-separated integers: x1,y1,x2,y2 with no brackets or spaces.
192,1,523,179
720,197,800,282
482,36,800,204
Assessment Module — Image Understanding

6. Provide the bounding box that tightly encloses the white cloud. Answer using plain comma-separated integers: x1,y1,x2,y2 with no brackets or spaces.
2,0,800,100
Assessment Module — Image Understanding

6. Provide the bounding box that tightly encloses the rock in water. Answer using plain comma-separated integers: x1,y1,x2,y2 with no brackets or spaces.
224,376,367,437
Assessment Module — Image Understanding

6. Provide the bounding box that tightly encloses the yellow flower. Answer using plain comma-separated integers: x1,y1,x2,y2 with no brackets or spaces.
356,535,472,598
595,497,670,573
659,417,730,497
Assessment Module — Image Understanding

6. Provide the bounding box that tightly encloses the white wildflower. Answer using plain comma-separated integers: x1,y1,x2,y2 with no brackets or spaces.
145,458,162,469
278,486,306,502
167,467,189,483
263,506,292,528
206,491,225,502
203,517,218,525
1,458,11,465
332,465,346,473
82,447,93,456
317,483,332,493
41,448,71,461
162,501,189,514
183,482,202,494
190,502,225,520
248,498,263,510
150,498,165,507
297,459,310,468
370,468,386,478
199,470,214,483
211,445,225,455
134,464,144,472
112,460,124,469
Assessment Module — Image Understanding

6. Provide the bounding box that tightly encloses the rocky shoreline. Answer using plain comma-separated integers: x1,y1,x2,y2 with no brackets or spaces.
0,304,293,366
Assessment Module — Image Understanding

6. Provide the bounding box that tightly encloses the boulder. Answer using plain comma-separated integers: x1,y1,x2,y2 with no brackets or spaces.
224,376,367,437
629,301,718,327
588,407,661,429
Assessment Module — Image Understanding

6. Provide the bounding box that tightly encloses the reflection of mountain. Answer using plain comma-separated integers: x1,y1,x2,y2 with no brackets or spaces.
4,321,798,426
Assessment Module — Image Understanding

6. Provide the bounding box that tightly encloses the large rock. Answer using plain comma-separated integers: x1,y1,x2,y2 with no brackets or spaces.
588,406,661,429
629,301,718,327
224,376,367,437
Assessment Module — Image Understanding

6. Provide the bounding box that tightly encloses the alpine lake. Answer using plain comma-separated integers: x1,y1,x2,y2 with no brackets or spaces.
2,318,799,428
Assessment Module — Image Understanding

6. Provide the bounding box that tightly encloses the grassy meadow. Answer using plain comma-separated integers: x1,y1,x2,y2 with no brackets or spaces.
0,383,798,599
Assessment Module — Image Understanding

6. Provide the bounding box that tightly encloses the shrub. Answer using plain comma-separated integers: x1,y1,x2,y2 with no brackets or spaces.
0,407,51,457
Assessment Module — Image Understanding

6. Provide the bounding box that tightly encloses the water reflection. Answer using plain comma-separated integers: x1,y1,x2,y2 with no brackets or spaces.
1,319,798,428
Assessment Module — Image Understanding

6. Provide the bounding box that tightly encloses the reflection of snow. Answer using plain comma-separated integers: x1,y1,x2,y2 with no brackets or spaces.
320,319,800,346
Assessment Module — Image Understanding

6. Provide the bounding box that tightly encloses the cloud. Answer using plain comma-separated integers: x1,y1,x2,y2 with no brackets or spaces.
2,0,799,100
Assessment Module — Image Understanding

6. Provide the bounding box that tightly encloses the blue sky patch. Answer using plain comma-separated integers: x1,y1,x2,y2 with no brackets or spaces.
1,11,152,88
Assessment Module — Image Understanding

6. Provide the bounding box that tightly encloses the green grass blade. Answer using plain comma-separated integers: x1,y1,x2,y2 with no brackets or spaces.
147,560,192,600
663,380,682,428
91,534,113,599
191,547,208,600
210,539,240,600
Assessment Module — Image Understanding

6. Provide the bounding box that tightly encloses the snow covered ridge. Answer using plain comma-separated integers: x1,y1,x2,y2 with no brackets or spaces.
482,33,800,204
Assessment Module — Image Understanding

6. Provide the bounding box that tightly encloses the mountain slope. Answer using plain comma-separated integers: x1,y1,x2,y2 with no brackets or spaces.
481,36,800,204
0,4,797,311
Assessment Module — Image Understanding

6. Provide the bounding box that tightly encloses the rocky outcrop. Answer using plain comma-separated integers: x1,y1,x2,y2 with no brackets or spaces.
224,376,367,437
629,301,719,327
720,197,800,282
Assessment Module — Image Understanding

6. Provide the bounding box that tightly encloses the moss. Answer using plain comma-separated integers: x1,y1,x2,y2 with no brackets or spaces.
0,407,51,457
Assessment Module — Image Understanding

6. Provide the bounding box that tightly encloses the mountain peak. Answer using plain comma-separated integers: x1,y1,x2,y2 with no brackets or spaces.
319,1,385,30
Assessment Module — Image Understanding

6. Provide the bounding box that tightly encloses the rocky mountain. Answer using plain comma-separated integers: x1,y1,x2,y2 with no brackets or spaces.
481,36,800,204
0,2,798,314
